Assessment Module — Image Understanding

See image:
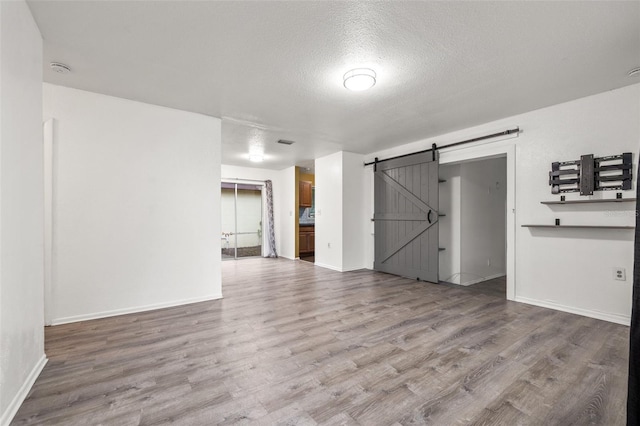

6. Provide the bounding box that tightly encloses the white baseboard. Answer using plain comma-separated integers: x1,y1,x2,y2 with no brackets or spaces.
1,354,47,426
514,296,630,326
459,273,506,287
312,262,383,273
51,293,223,325
341,266,366,272
313,262,344,272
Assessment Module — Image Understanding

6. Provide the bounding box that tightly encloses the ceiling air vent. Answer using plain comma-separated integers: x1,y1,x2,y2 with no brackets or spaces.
277,139,295,145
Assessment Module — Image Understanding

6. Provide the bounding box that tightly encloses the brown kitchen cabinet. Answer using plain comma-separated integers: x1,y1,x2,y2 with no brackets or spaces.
299,225,315,255
299,181,312,207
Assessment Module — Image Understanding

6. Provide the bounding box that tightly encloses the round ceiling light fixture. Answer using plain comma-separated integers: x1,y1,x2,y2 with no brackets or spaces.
628,67,640,78
50,62,71,74
343,68,376,91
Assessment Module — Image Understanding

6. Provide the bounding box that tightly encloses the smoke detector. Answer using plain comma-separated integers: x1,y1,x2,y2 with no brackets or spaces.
50,62,71,74
628,67,640,78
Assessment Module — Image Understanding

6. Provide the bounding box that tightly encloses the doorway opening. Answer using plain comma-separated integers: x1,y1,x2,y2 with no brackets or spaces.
296,167,315,263
438,156,507,298
221,182,263,260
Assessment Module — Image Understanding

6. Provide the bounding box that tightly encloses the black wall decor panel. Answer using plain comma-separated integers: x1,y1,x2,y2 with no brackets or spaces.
579,154,595,195
549,159,580,194
550,152,632,195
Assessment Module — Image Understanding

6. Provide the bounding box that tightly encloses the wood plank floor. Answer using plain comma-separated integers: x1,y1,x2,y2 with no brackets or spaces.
12,258,629,425
440,276,506,299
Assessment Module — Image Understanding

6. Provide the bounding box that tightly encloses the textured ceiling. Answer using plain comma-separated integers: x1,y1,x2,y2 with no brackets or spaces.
28,1,640,170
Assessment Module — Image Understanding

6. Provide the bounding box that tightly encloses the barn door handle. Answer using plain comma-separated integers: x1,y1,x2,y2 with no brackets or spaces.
427,210,433,223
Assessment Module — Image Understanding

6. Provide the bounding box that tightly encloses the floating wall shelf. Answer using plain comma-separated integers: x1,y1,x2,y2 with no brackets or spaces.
541,198,636,205
522,224,634,230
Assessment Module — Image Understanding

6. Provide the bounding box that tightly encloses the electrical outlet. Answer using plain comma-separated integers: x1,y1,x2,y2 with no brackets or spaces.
613,267,626,281
487,258,491,266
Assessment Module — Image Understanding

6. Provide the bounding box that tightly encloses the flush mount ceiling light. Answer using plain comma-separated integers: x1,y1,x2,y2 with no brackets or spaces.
50,62,71,74
248,145,264,162
343,68,376,91
628,67,640,78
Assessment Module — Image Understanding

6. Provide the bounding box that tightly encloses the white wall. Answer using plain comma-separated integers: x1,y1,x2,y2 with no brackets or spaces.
459,157,507,285
220,164,295,259
43,84,222,325
0,2,46,425
366,83,639,325
315,151,368,272
342,152,367,271
315,152,343,270
438,164,462,283
279,167,296,259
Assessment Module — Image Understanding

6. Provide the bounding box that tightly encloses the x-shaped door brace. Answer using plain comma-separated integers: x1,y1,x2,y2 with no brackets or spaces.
375,171,438,263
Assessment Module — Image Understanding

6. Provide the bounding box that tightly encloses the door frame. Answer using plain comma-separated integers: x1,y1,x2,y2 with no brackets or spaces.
439,139,516,301
43,119,54,326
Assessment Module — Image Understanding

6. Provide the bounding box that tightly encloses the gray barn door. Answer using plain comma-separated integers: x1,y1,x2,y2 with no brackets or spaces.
374,152,439,282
